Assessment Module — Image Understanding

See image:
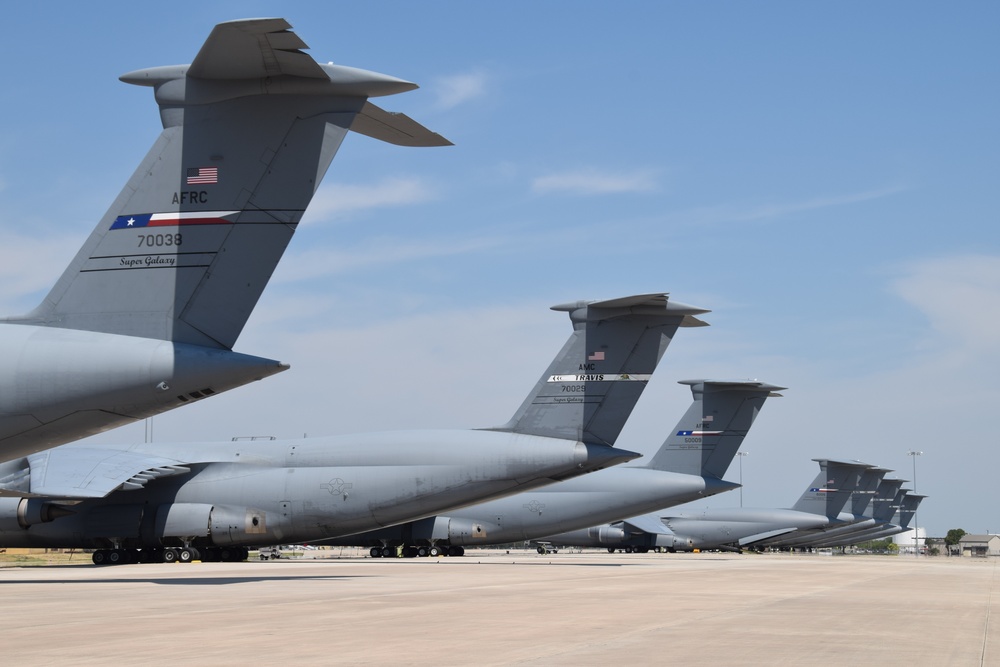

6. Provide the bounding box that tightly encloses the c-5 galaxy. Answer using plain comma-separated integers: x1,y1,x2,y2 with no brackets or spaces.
801,477,906,548
546,458,873,553
810,488,924,548
0,293,707,564
321,378,782,557
747,463,887,549
0,18,448,463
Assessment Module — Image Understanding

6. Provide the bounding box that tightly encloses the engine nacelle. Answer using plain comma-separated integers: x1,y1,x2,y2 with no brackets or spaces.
0,497,74,531
446,517,500,545
653,533,695,551
143,503,275,547
589,524,626,544
209,504,276,546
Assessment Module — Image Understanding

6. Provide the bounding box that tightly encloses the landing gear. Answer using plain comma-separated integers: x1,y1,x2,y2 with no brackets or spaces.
90,545,246,566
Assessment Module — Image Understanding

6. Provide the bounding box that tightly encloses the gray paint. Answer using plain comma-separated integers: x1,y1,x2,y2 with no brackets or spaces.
0,18,448,462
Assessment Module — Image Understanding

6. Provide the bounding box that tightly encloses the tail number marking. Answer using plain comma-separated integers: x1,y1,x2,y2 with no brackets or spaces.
138,234,183,247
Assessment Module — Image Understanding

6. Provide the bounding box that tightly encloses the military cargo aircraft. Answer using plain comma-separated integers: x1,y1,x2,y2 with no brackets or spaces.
0,18,448,462
802,477,906,548
812,490,924,547
0,293,707,564
546,458,872,553
320,378,782,557
748,464,887,548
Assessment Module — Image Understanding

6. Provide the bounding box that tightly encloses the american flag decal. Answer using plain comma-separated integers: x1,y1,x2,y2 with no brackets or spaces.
186,167,218,185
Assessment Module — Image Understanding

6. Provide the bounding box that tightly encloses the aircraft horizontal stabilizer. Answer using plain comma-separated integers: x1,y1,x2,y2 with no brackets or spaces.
352,102,454,147
188,18,328,80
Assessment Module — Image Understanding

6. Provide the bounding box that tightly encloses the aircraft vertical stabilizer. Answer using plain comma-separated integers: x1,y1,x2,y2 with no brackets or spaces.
646,380,784,477
790,459,869,518
488,294,709,446
15,18,448,350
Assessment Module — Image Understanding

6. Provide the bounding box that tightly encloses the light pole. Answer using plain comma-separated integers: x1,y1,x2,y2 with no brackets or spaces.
737,451,748,507
908,450,922,556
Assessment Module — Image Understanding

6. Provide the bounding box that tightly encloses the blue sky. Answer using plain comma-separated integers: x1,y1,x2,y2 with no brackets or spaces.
0,2,997,537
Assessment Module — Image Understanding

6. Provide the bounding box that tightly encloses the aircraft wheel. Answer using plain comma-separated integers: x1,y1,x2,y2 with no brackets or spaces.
417,546,429,558
107,549,124,565
92,550,107,565
369,547,381,558
380,546,393,558
448,546,465,557
607,548,616,554
162,548,179,563
429,546,441,557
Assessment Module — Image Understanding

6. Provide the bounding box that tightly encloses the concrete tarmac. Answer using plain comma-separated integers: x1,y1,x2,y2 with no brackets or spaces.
3,550,997,665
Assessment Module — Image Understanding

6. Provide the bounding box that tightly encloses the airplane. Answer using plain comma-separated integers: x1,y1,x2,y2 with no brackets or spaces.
542,458,872,553
319,378,783,557
814,490,925,547
774,473,902,548
0,18,449,463
0,292,707,564
749,464,888,548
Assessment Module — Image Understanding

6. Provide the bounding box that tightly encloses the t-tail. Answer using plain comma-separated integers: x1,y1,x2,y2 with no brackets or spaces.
0,18,449,460
789,459,870,518
846,467,890,517
13,18,449,347
487,293,709,445
645,380,784,477
870,479,907,524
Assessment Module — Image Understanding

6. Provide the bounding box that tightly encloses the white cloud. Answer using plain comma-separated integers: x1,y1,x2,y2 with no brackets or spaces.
300,177,439,225
678,185,908,225
890,254,1000,354
432,71,487,110
274,235,504,283
0,232,79,313
531,168,658,195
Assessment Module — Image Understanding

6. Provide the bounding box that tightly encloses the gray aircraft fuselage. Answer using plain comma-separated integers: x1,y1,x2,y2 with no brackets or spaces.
0,431,634,550
326,467,739,549
0,325,286,461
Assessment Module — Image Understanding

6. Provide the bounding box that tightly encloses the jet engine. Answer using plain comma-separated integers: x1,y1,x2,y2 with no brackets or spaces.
0,497,74,531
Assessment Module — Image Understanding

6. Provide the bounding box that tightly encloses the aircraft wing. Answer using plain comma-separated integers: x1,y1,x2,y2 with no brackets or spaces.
622,514,672,535
2,448,191,499
738,527,799,546
188,18,327,80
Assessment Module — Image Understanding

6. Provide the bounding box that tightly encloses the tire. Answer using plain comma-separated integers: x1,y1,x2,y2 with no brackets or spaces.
92,550,107,565
429,546,440,557
162,548,178,563
370,547,381,558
